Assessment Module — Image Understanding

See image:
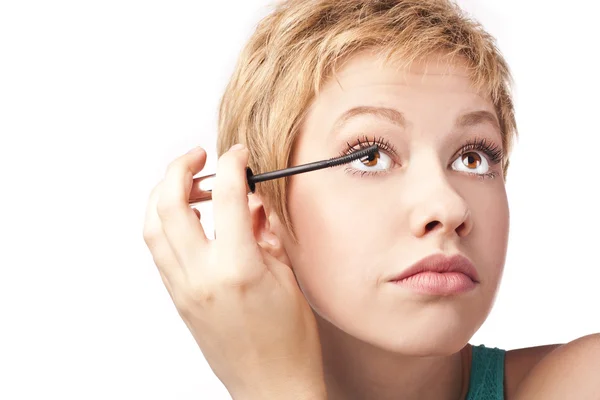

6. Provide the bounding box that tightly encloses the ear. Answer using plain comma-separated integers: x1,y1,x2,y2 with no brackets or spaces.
247,193,291,266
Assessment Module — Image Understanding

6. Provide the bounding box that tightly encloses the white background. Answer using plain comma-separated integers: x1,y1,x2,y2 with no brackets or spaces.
1,0,598,399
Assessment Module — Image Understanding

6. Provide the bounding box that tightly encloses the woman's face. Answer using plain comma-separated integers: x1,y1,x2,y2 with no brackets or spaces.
274,52,509,354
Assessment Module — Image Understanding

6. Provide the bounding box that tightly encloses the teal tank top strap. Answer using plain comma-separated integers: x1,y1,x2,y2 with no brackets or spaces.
465,344,506,400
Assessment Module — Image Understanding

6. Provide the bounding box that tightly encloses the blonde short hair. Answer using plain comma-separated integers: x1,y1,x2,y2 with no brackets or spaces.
217,0,517,242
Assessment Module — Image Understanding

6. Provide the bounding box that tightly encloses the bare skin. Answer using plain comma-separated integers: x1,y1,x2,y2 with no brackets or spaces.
264,52,509,399
144,51,600,399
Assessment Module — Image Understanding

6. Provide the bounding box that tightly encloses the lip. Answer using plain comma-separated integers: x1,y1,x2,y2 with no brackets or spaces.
388,253,480,283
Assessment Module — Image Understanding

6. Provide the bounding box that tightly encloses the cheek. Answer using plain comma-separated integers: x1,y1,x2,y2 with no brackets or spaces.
470,187,509,285
285,177,380,314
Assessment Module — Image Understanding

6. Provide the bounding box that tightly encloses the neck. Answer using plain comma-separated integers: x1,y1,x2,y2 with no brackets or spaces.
316,316,471,400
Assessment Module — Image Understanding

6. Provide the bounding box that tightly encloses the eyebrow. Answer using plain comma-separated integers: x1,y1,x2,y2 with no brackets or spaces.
454,110,501,135
330,106,501,137
331,106,406,137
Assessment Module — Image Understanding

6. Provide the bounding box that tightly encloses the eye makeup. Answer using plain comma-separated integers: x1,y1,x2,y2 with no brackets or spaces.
341,134,503,177
453,137,503,165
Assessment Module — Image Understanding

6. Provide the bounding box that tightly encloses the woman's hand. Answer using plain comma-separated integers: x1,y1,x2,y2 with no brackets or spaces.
142,144,326,400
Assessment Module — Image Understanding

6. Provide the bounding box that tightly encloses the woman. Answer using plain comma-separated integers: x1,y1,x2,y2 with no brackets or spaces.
143,0,600,398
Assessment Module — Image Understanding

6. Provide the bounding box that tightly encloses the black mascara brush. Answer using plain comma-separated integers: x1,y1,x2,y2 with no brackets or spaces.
189,144,379,203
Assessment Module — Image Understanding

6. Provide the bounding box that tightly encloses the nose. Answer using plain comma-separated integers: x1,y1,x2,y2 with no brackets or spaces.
407,167,473,239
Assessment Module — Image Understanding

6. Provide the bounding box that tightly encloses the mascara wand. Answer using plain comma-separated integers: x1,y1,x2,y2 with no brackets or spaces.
189,144,379,203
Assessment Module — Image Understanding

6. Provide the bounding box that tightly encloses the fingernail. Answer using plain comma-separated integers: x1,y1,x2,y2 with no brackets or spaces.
187,146,203,154
229,143,245,152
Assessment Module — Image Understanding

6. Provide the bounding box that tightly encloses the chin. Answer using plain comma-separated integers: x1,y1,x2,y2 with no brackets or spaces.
313,292,488,357
371,331,473,357
340,313,481,357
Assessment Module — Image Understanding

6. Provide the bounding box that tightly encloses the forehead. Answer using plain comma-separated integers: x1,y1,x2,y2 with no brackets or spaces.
302,52,495,129
322,51,486,99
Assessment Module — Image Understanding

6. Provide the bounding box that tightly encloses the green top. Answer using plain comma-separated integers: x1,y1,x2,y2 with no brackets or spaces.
465,344,506,400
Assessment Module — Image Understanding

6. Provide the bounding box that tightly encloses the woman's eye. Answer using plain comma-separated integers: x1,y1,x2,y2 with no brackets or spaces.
451,151,490,174
348,149,393,172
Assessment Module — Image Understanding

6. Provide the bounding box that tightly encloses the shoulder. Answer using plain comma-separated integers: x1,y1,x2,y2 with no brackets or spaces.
504,333,600,400
503,342,562,398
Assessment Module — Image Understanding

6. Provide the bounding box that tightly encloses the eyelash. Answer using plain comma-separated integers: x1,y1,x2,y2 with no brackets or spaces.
339,135,504,179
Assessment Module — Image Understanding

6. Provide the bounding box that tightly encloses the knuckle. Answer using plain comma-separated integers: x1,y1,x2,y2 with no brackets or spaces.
177,285,215,314
166,157,183,175
142,224,161,245
219,273,247,289
219,267,265,292
163,161,187,184
156,194,175,218
190,287,216,305
148,181,162,201
165,156,193,182
179,272,261,308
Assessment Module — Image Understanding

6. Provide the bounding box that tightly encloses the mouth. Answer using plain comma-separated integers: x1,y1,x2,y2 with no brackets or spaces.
388,253,479,296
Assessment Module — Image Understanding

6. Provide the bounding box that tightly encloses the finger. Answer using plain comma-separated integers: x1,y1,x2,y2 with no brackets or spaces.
192,207,201,219
158,147,210,268
212,144,258,262
255,243,302,298
143,180,186,287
